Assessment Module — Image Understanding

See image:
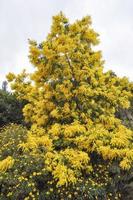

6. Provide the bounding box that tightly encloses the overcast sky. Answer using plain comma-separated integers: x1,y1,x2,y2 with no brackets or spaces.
0,0,133,86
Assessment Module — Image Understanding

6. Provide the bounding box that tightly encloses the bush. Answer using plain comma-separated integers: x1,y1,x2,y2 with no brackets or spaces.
0,124,120,200
0,124,43,199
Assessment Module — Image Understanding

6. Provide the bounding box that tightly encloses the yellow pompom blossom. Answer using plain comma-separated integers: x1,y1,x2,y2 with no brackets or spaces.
0,156,14,172
7,12,133,188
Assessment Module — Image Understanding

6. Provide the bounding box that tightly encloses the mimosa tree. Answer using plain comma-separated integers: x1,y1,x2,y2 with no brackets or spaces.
6,12,133,199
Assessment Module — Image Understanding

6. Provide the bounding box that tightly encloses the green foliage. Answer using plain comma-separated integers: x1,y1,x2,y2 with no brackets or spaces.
0,90,25,127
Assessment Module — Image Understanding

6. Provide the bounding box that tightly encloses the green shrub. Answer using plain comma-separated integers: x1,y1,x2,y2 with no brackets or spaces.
0,124,116,199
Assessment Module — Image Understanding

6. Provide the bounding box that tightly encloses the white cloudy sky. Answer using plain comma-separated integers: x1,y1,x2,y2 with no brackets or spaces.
0,0,133,86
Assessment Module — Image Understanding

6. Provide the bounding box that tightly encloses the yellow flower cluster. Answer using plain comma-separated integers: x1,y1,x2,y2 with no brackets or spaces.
19,132,53,152
0,156,14,172
44,148,90,186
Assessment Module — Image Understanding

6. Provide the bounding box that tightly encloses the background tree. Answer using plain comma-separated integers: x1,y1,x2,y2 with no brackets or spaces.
0,89,25,127
6,13,133,199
